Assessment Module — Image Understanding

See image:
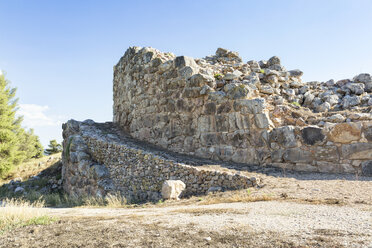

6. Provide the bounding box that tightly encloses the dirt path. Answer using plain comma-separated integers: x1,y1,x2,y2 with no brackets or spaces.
1,200,371,248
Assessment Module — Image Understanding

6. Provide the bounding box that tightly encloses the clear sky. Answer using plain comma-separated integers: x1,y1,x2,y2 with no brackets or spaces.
0,0,371,147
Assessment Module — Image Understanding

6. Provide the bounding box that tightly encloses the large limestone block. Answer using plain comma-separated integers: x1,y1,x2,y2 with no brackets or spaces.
255,113,272,129
270,126,297,148
161,180,186,200
283,148,313,163
327,123,362,143
301,126,325,145
175,56,198,69
341,143,372,160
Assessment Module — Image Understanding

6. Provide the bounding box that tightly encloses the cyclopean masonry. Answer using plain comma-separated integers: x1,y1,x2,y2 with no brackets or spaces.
113,47,372,174
62,46,372,201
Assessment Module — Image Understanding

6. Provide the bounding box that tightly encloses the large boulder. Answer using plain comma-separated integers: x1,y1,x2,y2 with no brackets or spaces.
353,73,372,92
301,126,325,145
342,95,361,109
327,123,361,143
161,180,186,200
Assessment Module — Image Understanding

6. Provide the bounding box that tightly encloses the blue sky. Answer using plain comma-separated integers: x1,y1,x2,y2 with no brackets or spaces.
0,0,371,147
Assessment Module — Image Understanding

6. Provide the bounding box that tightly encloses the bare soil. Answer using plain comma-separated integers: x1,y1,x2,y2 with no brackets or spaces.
0,200,371,248
1,169,371,248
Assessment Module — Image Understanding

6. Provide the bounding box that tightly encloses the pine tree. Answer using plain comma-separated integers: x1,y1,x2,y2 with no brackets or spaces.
45,140,62,155
0,74,43,178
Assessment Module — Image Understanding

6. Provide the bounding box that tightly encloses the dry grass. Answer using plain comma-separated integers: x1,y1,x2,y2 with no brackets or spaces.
0,198,55,233
70,193,129,208
197,190,275,205
0,153,61,185
104,193,128,207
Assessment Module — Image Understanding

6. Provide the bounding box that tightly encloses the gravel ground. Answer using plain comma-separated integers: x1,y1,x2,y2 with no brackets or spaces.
32,200,370,248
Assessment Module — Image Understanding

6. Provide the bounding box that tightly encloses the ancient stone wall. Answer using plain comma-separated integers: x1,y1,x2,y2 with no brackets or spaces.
62,120,256,202
113,47,372,175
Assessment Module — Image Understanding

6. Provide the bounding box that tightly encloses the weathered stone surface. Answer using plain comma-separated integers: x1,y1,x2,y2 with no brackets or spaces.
223,83,250,99
364,126,372,142
326,114,345,123
353,73,372,92
288,69,303,77
301,126,325,145
317,162,339,173
267,56,281,66
361,161,372,176
175,56,197,69
328,123,361,143
313,146,339,162
283,148,313,163
255,113,272,129
215,48,242,62
342,95,360,109
345,83,365,95
341,143,372,160
316,102,331,112
204,102,217,115
189,74,214,87
91,164,109,179
14,186,25,193
224,70,242,80
161,180,186,200
270,126,297,148
237,98,266,114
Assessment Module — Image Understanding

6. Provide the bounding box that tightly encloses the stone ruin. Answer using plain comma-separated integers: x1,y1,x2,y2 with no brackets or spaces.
62,46,372,202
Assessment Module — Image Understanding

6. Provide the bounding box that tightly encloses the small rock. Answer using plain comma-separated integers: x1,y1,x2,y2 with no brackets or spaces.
265,75,278,84
345,83,365,95
83,119,95,125
14,187,24,193
288,69,303,77
30,175,40,180
13,177,22,183
316,102,331,112
175,56,198,69
342,95,361,109
267,56,281,66
258,60,267,68
273,95,284,105
260,85,274,94
207,186,222,193
353,73,372,92
223,70,242,80
325,79,335,87
327,114,346,123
